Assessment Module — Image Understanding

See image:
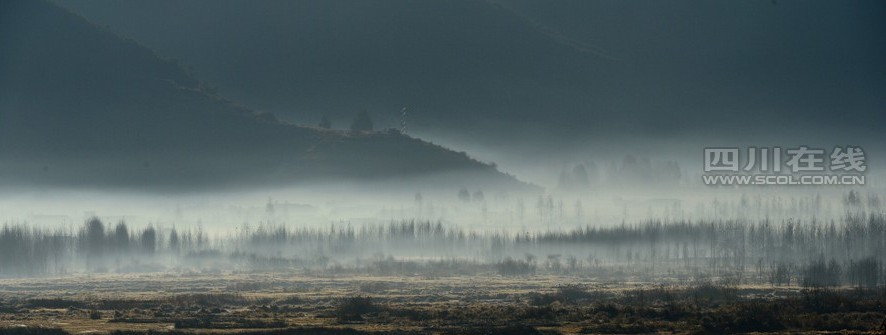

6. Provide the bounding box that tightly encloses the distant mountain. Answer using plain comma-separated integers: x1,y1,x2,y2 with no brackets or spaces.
0,0,536,192
49,0,627,142
53,0,885,150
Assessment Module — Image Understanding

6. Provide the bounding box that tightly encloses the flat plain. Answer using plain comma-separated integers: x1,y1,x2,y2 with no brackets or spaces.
1,272,885,334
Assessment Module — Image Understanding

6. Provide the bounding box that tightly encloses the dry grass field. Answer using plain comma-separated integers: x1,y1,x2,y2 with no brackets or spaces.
1,272,885,335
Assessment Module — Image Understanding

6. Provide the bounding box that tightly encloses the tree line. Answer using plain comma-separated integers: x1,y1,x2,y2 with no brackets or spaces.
0,215,884,289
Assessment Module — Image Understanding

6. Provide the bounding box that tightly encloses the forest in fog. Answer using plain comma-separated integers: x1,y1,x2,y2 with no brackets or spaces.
1,191,883,290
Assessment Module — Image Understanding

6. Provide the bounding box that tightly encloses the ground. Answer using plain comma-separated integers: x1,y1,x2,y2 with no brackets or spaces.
1,272,885,334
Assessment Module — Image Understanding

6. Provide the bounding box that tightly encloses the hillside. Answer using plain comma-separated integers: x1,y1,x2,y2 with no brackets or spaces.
51,0,626,141
53,0,886,149
0,0,535,192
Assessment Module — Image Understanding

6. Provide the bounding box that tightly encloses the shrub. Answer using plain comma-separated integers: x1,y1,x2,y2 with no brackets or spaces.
497,258,535,276
0,327,70,335
335,296,377,322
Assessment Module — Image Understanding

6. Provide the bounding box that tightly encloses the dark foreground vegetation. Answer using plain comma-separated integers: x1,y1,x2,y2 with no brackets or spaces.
2,278,886,334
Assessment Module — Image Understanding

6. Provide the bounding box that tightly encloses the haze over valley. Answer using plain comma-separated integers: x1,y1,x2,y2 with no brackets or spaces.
1,1,885,334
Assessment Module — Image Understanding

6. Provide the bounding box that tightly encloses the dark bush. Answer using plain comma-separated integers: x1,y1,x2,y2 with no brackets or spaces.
496,258,535,276
335,296,377,322
0,327,70,335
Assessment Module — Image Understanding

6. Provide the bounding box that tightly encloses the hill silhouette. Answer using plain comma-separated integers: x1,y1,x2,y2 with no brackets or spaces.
54,0,885,149
0,0,535,192
51,0,624,142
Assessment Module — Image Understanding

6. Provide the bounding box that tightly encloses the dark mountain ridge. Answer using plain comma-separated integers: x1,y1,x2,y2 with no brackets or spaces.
52,0,886,150
0,0,535,192
51,0,627,140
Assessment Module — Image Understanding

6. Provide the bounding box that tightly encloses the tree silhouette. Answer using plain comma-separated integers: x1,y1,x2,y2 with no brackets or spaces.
572,164,589,189
141,226,156,254
457,188,470,202
350,110,373,132
169,227,180,253
113,222,129,252
83,217,105,259
319,115,332,129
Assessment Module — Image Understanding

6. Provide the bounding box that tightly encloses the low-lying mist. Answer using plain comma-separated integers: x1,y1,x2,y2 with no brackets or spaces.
1,184,884,290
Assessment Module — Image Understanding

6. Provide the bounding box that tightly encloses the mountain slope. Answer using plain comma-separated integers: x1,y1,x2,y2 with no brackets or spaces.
53,0,886,150
50,0,627,140
0,0,535,192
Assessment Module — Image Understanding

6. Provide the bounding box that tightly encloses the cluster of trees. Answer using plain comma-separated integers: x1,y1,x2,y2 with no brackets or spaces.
845,190,881,208
690,192,881,221
557,164,594,192
457,188,485,202
76,218,210,257
2,215,886,288
0,218,209,275
556,156,683,192
317,110,374,132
